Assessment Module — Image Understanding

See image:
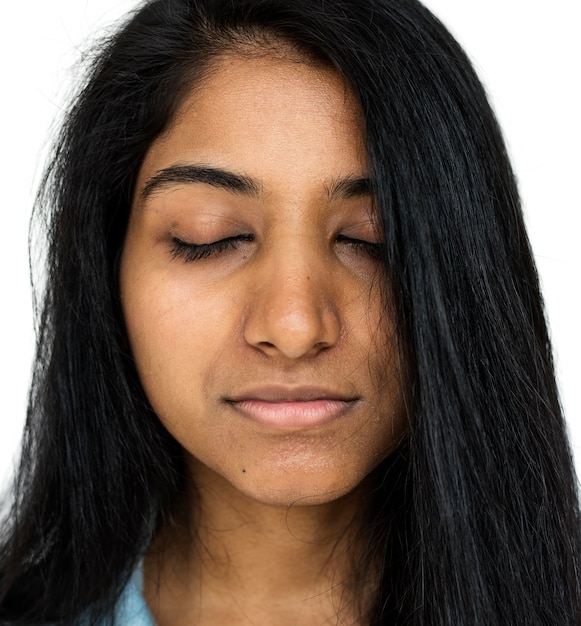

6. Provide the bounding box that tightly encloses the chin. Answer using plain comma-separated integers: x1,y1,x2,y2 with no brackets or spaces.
186,428,400,510
223,460,376,508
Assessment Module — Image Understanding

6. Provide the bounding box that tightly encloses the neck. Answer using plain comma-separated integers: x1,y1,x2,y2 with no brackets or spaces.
143,461,375,626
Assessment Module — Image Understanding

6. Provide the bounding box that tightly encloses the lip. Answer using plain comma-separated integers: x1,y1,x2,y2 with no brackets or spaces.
225,386,359,429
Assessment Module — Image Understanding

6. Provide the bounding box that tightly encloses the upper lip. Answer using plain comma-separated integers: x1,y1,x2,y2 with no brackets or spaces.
226,385,359,403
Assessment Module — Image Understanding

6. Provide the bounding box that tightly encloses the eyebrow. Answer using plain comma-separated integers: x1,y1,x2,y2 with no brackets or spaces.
141,164,261,199
141,164,371,201
325,175,371,200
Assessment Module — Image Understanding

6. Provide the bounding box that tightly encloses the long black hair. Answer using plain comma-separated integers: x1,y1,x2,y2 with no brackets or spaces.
1,0,579,624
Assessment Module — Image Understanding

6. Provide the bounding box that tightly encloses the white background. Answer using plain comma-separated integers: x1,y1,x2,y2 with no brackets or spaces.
0,1,579,491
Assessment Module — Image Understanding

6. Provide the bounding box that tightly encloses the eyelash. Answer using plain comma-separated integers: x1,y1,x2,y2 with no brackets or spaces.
336,235,384,260
170,234,254,262
170,234,384,263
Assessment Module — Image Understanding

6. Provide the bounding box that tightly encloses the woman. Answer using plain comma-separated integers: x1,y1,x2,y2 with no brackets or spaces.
1,0,579,624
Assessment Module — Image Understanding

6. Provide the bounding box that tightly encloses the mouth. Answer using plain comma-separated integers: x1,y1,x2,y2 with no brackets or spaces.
225,386,360,430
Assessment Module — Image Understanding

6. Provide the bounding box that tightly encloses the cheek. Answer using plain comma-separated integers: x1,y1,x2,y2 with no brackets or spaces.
359,292,407,443
119,246,234,418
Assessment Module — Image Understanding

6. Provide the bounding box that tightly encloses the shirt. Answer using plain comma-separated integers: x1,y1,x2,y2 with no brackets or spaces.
108,568,156,626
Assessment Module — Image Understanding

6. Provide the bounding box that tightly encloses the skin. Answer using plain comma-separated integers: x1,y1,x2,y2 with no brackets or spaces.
120,52,407,626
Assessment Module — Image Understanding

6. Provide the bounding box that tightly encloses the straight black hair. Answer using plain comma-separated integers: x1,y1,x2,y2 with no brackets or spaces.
1,0,579,624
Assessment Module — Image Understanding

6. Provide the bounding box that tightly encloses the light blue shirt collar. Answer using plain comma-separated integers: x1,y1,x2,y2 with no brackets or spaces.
111,566,156,626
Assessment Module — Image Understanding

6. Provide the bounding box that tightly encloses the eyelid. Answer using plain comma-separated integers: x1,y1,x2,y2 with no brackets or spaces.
336,232,382,243
170,233,254,263
335,234,385,259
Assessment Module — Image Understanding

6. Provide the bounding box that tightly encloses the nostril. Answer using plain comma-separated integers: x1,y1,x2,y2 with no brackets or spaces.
243,303,341,359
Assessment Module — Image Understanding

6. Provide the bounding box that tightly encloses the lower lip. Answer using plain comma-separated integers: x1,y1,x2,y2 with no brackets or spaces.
230,399,355,429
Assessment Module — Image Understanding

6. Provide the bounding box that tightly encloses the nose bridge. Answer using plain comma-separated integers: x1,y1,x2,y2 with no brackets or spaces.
243,236,341,359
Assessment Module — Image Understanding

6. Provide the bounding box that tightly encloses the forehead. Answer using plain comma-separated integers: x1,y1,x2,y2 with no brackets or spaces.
134,53,367,199
191,51,356,116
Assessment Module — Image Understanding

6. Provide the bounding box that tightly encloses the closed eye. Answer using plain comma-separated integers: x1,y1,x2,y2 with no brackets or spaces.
170,234,254,263
336,234,385,260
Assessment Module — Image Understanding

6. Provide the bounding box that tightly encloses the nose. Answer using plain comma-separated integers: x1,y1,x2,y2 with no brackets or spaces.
243,248,341,360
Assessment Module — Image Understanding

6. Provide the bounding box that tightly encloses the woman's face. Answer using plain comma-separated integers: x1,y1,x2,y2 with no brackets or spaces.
120,53,406,507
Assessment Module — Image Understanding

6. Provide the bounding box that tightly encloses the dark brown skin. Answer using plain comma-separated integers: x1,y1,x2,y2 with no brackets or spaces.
121,53,407,626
